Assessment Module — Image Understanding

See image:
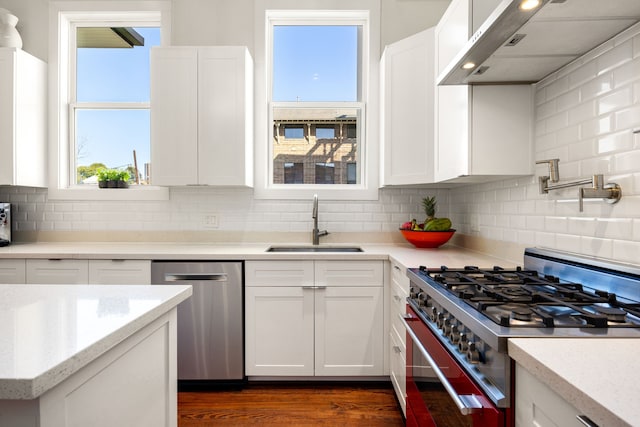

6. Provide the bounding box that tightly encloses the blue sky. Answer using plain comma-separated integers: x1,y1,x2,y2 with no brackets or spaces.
272,25,358,102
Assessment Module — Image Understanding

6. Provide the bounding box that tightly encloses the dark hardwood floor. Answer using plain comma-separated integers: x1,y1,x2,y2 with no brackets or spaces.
178,382,405,426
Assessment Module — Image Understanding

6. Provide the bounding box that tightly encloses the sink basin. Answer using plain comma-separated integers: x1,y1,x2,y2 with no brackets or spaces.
266,246,363,253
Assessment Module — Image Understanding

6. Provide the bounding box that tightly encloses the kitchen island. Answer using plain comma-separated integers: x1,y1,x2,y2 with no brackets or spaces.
0,283,192,427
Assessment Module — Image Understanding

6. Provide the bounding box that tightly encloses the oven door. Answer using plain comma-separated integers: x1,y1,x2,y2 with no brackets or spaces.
402,306,506,427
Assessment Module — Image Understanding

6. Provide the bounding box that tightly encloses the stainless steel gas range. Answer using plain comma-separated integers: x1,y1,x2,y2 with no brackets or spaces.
403,247,640,427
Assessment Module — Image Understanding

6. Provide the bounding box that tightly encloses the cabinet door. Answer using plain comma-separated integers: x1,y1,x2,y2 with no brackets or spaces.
0,48,47,187
88,260,151,284
150,47,198,185
26,259,89,284
516,364,584,426
198,47,253,186
434,85,470,182
389,328,406,416
381,29,435,186
0,259,26,284
245,286,315,376
315,286,384,376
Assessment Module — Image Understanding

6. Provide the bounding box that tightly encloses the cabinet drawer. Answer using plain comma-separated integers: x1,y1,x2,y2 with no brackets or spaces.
26,259,89,284
390,278,409,348
390,259,409,289
0,259,26,284
245,260,314,287
89,260,151,285
315,260,384,287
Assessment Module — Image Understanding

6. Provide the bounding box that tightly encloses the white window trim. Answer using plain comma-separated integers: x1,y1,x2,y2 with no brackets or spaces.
48,1,171,201
253,3,381,200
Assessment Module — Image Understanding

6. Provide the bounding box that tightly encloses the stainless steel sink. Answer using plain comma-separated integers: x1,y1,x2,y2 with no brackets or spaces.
266,246,363,253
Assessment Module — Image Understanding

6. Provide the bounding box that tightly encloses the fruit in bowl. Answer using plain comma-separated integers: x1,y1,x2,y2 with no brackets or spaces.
399,197,455,248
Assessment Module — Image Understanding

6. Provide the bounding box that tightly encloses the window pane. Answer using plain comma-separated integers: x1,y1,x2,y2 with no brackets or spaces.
284,162,304,184
272,25,358,102
272,107,359,185
76,27,160,102
284,126,304,139
75,109,149,184
316,127,335,139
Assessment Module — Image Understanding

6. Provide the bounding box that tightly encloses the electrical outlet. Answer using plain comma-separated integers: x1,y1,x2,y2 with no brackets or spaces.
203,214,219,228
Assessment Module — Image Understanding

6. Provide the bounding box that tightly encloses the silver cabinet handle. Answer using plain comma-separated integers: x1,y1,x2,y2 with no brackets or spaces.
393,294,402,302
576,415,599,427
392,345,402,354
165,273,228,281
401,314,484,416
394,265,402,271
302,286,327,290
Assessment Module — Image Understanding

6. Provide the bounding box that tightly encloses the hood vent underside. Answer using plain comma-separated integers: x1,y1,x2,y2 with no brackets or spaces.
438,0,640,85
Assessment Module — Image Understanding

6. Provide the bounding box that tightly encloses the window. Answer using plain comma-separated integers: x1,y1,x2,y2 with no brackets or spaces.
73,26,160,185
49,2,170,200
254,7,380,200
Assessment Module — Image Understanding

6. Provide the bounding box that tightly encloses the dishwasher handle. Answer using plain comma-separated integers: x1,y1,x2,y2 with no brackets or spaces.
164,273,228,282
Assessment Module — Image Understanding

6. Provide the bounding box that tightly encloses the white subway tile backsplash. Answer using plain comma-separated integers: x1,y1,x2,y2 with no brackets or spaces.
598,87,633,115
597,39,633,75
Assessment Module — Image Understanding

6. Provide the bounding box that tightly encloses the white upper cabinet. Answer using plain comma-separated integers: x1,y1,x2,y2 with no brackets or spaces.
0,48,47,187
380,28,435,186
434,0,533,183
150,46,253,186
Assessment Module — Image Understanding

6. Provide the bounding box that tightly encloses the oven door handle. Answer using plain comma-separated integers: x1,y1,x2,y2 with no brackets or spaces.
401,313,484,416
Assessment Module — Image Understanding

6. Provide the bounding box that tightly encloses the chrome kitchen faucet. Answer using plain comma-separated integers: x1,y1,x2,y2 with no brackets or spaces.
312,194,329,245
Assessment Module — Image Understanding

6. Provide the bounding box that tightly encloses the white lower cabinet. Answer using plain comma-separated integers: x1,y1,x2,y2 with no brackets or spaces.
25,259,151,285
0,259,26,284
389,259,409,415
516,363,585,427
245,260,384,377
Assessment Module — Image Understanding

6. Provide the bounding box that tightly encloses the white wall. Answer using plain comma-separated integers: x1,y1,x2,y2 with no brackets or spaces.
449,23,640,264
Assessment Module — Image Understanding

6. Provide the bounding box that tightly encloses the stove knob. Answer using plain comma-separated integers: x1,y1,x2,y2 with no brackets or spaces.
449,325,461,344
458,334,469,352
467,342,481,364
442,318,453,335
417,292,427,307
436,313,447,329
430,307,438,322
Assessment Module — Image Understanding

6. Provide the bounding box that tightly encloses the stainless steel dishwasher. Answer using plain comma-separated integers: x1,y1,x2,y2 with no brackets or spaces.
151,261,243,383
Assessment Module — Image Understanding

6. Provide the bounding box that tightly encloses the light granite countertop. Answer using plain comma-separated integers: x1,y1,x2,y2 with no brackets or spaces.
509,338,640,427
0,284,192,400
0,241,520,269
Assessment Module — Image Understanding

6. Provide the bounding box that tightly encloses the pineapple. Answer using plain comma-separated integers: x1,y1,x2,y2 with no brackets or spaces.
422,196,437,225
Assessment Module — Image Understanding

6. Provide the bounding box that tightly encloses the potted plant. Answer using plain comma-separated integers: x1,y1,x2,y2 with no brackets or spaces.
96,168,130,189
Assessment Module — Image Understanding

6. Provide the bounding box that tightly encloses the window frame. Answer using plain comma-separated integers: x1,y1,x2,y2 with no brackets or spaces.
49,1,171,201
254,6,380,200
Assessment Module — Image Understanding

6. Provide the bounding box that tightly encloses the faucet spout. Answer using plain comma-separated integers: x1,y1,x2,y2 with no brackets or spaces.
312,194,329,245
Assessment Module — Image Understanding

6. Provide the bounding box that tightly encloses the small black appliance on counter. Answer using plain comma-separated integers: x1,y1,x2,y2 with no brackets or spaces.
0,203,11,246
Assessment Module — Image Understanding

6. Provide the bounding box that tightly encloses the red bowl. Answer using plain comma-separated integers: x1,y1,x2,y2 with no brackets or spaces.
399,229,456,248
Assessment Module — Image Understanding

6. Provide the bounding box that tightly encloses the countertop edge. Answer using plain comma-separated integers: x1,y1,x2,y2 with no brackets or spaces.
508,338,633,427
0,285,192,400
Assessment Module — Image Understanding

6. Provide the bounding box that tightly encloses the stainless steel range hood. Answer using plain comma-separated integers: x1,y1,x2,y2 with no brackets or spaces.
438,0,640,85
